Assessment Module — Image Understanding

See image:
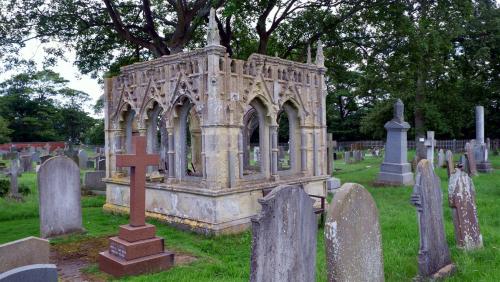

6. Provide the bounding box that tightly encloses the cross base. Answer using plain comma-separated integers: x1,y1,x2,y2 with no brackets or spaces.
99,224,175,277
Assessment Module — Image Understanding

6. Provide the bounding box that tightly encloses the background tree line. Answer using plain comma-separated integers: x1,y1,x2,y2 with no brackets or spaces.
0,70,104,144
0,0,498,144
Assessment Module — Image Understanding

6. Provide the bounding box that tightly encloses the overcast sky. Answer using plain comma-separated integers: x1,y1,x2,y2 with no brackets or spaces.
0,40,102,117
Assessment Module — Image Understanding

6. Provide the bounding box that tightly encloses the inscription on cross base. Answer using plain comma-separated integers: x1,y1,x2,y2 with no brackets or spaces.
116,136,159,227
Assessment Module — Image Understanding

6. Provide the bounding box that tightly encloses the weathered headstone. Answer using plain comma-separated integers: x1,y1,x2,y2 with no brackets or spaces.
20,155,33,172
411,159,454,279
38,156,83,238
78,149,88,169
445,150,454,178
437,149,445,168
0,237,50,273
465,142,478,176
0,264,58,282
83,171,106,192
375,99,413,186
448,169,483,250
99,136,174,277
460,154,469,174
250,185,317,282
325,183,384,282
5,158,21,200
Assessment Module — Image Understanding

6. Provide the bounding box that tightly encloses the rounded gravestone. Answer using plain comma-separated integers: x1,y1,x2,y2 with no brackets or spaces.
325,183,384,282
38,156,83,238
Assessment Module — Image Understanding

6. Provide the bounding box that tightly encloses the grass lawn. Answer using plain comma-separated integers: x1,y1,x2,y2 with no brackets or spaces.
0,153,499,281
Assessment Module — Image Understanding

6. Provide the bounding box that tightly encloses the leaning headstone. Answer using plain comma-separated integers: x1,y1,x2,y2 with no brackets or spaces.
325,183,384,282
0,237,50,273
448,169,483,250
375,99,413,186
465,142,478,176
78,149,88,169
250,185,317,282
411,159,454,280
0,264,58,282
437,149,445,168
38,156,83,238
445,150,454,178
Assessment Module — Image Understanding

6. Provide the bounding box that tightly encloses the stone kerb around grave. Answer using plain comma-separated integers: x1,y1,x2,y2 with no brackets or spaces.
37,156,84,238
325,183,384,282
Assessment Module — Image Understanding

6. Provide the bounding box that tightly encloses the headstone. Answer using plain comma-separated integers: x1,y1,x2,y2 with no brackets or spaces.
375,99,414,186
97,158,106,171
38,156,83,238
0,264,58,282
424,131,436,166
83,171,106,192
31,151,41,163
326,177,341,192
445,150,454,178
448,169,483,250
325,183,384,282
411,159,454,279
250,185,317,282
5,158,21,199
253,146,260,163
460,155,469,174
465,142,478,176
0,237,50,273
39,155,52,164
344,151,351,164
437,149,445,168
474,106,493,172
99,136,174,277
87,160,95,169
20,155,33,172
78,149,88,169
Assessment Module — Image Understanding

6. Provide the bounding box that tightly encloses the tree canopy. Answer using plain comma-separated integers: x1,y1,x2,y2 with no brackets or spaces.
0,0,498,141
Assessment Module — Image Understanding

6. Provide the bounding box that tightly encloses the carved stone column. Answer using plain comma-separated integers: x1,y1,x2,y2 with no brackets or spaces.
167,126,175,180
270,125,279,180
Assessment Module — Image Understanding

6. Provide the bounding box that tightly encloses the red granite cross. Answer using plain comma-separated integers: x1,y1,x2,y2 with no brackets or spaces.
116,136,159,227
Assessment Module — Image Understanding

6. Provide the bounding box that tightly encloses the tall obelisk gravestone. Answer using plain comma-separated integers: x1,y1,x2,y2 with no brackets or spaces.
474,106,493,173
99,136,174,277
375,99,413,186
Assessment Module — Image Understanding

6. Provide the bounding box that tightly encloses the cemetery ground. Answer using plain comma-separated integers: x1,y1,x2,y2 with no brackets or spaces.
0,154,499,281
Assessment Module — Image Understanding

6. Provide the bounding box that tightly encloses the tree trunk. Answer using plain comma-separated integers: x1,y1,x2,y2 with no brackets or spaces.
415,68,426,160
257,34,269,54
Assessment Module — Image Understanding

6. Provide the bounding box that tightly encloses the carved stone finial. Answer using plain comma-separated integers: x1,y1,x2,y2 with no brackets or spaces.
307,45,311,64
315,40,324,67
207,8,220,46
394,99,404,122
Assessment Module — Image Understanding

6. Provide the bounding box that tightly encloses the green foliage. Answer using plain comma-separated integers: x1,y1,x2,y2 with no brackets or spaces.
0,70,97,143
0,179,8,197
0,117,12,143
85,119,105,145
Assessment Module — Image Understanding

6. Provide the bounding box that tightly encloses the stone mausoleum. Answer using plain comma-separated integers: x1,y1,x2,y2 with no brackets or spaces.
103,10,329,234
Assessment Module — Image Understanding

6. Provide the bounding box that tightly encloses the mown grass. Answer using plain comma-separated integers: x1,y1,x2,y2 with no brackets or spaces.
0,153,499,281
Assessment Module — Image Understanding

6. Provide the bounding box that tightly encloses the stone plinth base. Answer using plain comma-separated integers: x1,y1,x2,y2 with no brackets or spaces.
99,224,174,277
375,162,414,186
477,162,493,173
